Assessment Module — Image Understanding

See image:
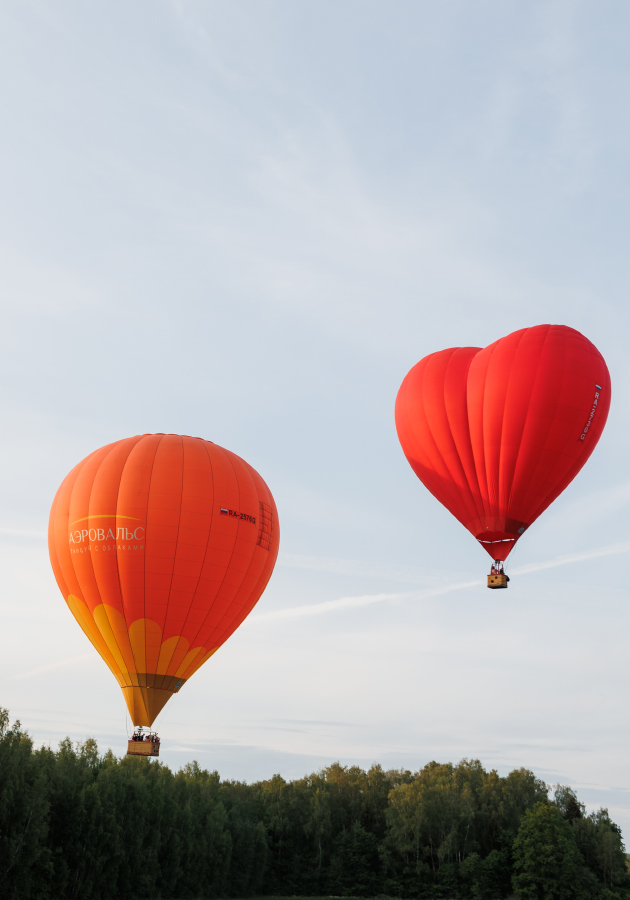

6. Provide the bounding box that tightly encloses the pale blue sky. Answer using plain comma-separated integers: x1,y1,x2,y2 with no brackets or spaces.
2,0,630,836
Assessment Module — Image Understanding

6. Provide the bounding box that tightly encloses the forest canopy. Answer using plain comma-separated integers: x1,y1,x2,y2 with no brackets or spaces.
0,707,627,900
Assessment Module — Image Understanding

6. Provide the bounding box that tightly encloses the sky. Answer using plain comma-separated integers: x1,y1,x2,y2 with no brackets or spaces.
2,0,630,837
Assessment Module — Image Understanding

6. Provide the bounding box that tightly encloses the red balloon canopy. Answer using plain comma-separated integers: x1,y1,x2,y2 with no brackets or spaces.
395,325,611,560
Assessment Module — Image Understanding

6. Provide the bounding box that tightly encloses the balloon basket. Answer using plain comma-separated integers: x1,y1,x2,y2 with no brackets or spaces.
127,740,160,757
487,573,508,589
127,728,160,756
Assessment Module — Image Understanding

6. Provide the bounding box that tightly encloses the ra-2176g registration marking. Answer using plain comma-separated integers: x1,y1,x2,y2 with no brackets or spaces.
220,508,256,524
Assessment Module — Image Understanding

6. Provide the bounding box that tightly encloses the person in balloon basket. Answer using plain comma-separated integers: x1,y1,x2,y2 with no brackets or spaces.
131,730,160,744
490,562,510,582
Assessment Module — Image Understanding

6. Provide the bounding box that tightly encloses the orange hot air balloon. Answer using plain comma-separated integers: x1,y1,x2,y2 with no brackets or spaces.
395,325,610,588
48,434,279,735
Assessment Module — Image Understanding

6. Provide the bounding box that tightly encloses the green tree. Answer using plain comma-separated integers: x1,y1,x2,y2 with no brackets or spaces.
0,708,51,899
460,848,512,899
4,703,630,900
572,808,630,894
303,781,333,889
219,778,267,897
382,757,530,891
512,801,598,899
554,785,630,896
327,823,381,896
554,784,585,823
171,760,232,898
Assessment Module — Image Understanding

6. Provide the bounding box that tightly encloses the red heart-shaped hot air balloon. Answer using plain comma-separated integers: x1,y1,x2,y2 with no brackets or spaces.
395,325,610,581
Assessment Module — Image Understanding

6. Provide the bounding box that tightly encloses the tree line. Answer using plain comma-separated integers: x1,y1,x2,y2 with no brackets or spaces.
0,707,628,899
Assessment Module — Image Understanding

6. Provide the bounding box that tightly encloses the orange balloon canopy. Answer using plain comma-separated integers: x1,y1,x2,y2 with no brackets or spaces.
48,434,279,726
395,325,610,561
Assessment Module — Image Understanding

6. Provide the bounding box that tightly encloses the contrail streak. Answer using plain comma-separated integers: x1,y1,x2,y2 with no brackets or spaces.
0,527,47,538
253,580,480,622
10,654,93,681
253,540,630,623
511,540,630,575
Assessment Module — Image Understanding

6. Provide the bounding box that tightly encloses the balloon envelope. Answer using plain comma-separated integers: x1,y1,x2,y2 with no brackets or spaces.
395,325,610,560
49,434,279,726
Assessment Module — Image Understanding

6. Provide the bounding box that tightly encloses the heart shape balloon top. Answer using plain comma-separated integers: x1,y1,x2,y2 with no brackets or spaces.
395,325,611,560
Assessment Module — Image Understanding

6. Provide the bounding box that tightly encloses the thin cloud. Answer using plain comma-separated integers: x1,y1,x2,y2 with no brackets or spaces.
253,580,479,623
10,654,93,682
278,552,434,585
253,591,414,622
511,541,630,575
0,527,47,539
254,540,630,623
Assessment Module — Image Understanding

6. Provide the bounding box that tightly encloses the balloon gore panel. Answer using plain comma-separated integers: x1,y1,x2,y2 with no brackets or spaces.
48,435,279,726
395,325,610,560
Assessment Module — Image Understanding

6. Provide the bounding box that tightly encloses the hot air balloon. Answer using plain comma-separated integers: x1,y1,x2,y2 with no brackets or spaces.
395,325,610,588
48,434,279,754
